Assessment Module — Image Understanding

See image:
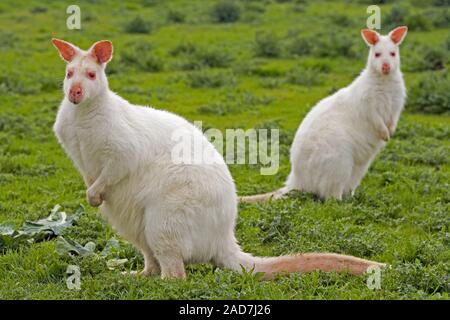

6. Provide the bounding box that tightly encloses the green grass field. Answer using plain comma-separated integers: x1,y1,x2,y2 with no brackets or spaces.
0,0,449,299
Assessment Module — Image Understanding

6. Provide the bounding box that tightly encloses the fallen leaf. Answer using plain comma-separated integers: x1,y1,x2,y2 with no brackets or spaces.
100,238,121,258
17,204,84,243
56,236,96,257
106,258,129,270
0,225,18,250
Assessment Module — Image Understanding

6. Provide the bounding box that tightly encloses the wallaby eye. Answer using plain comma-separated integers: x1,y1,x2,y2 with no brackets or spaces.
87,71,96,80
67,70,73,79
390,52,396,57
375,52,381,58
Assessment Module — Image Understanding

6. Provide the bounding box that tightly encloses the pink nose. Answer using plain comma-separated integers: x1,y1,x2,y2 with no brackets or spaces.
382,63,390,75
69,84,83,104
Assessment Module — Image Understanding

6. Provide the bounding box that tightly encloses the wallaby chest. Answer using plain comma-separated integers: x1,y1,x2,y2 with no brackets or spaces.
55,106,108,178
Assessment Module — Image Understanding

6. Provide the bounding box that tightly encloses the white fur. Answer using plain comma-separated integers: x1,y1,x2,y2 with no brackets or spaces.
53,40,384,278
283,29,407,200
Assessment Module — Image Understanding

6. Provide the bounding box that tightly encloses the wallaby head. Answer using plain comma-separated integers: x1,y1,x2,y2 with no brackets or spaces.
361,26,408,76
52,39,113,105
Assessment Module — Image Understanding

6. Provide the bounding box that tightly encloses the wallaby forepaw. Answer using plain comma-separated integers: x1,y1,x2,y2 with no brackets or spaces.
379,130,390,142
87,188,104,207
387,120,396,137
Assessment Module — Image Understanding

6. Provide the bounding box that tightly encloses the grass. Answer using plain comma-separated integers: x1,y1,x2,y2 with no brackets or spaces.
0,0,449,300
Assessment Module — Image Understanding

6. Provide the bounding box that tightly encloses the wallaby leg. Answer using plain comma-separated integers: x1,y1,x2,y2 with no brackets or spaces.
328,189,344,201
347,162,371,196
120,238,160,276
319,157,352,200
139,246,161,276
155,251,186,279
143,206,187,279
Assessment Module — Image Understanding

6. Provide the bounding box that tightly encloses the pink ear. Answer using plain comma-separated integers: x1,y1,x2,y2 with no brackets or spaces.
52,38,78,62
361,29,379,46
90,40,113,64
389,26,408,45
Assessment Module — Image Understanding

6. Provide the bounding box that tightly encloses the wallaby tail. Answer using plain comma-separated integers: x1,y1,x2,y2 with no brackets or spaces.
239,188,287,204
223,250,386,280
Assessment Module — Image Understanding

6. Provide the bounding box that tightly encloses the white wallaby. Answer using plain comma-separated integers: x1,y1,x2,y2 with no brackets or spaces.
241,26,408,203
52,38,385,279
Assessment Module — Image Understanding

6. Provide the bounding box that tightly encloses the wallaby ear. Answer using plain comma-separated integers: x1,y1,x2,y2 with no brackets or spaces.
361,29,379,46
389,26,408,45
89,40,113,64
52,38,79,62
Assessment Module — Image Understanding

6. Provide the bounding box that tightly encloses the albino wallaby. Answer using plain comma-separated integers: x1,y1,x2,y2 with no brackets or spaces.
52,38,384,279
241,26,408,203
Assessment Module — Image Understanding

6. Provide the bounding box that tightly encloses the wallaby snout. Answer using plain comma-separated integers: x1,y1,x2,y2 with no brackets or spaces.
382,62,391,75
69,83,83,104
